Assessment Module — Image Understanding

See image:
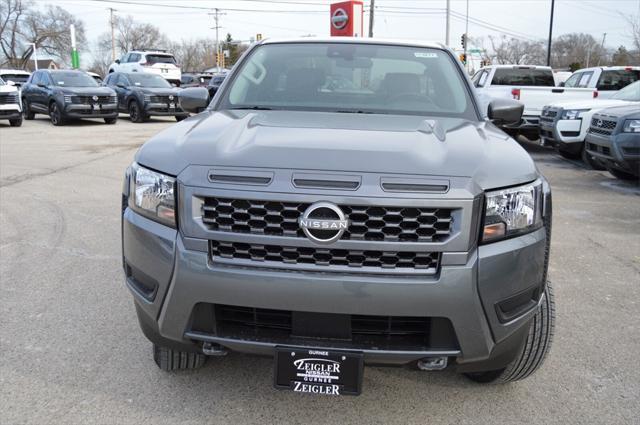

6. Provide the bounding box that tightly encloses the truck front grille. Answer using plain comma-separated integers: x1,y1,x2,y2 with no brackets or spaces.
210,240,440,272
149,95,174,103
71,95,116,105
0,93,18,104
589,117,617,135
201,197,454,243
187,304,460,351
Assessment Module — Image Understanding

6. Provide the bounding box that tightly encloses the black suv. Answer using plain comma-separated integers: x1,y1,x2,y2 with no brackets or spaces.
22,70,118,125
207,73,226,99
104,72,188,123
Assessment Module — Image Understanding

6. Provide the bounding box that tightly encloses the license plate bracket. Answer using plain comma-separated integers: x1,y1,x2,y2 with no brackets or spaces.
274,346,363,396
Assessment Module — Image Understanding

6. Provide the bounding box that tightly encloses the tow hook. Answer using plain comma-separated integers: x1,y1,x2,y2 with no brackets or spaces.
202,341,228,356
417,357,448,371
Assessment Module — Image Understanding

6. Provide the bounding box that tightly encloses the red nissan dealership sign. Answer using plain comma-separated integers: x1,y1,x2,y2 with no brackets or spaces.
330,1,364,37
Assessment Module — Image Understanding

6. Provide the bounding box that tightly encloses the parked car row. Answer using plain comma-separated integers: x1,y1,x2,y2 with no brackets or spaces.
473,65,640,140
17,69,193,126
540,81,640,180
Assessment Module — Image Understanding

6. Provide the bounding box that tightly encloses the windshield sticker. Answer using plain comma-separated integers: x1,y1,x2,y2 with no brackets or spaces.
58,81,65,85
134,82,141,85
414,52,438,58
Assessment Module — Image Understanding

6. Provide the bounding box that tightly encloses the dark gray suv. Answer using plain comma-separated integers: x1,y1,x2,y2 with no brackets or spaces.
121,39,554,395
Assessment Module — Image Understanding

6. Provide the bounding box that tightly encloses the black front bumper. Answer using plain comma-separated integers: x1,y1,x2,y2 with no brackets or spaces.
64,103,118,119
0,110,22,120
144,102,189,117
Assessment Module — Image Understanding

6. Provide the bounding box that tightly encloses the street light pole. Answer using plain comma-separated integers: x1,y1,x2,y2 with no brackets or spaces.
30,43,38,70
546,0,555,67
368,0,375,38
445,0,450,46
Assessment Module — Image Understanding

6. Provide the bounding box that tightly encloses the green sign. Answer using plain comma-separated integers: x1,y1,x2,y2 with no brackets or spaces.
71,49,80,69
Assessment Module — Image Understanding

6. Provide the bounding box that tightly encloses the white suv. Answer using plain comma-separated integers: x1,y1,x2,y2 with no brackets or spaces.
108,50,181,86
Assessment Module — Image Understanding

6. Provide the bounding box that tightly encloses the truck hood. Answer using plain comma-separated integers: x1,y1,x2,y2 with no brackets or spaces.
548,98,633,110
135,110,538,190
0,85,18,94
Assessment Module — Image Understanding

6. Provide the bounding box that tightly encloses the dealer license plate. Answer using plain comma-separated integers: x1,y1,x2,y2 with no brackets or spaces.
274,347,363,396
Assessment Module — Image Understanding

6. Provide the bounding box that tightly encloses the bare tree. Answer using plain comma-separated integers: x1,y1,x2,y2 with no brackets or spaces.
0,0,86,69
488,36,546,65
551,33,606,69
624,13,640,63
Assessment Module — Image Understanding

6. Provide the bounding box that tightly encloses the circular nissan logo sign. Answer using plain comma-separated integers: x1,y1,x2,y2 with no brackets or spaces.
331,8,349,30
299,202,349,244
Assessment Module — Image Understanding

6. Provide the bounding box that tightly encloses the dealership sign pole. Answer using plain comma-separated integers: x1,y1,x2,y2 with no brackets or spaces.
70,24,80,69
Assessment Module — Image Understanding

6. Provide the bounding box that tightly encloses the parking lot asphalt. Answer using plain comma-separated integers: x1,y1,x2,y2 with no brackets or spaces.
1,116,639,425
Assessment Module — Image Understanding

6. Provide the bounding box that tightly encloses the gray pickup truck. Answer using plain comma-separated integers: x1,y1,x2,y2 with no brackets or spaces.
585,104,640,180
121,38,554,396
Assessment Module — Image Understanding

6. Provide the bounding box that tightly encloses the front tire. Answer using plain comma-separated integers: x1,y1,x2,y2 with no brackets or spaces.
9,115,23,127
49,102,65,126
128,100,147,123
465,282,555,384
23,101,35,120
153,344,206,371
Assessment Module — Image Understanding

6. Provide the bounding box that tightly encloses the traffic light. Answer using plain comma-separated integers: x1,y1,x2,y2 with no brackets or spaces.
461,33,467,49
459,54,467,64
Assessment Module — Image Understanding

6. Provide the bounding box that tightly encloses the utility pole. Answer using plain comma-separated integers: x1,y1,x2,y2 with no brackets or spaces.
546,0,555,67
210,8,224,72
464,0,469,72
445,0,450,46
596,33,606,66
109,7,116,62
368,0,375,38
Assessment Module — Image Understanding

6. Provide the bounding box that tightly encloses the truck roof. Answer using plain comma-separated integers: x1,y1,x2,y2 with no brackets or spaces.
574,66,640,72
479,65,552,70
0,68,30,75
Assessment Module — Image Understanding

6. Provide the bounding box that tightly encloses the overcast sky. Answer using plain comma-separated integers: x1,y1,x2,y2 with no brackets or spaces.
34,0,640,61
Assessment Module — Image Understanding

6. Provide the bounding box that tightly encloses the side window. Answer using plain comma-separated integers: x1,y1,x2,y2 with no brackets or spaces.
563,73,581,88
477,71,489,87
120,54,130,63
40,72,51,86
129,53,141,63
577,71,593,88
30,71,41,85
110,74,120,86
120,75,130,86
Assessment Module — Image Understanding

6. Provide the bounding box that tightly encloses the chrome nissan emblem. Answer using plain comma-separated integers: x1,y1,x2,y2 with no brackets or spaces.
597,119,603,126
169,95,174,100
331,8,348,30
92,95,98,101
299,202,349,244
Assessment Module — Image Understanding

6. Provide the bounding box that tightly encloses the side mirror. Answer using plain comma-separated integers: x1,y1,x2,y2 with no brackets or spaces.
487,98,523,126
37,82,47,88
178,87,209,113
115,59,121,64
116,83,126,88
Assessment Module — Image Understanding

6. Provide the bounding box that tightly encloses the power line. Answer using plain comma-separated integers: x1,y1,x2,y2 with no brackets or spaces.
84,0,327,13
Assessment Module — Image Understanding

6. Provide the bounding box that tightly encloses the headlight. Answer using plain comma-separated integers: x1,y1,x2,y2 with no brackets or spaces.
128,163,176,227
622,119,640,133
143,94,151,102
482,180,543,243
561,109,589,120
63,94,73,103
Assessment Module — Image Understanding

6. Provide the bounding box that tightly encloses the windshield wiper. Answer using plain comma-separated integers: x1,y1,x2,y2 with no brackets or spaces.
228,106,273,110
334,110,377,114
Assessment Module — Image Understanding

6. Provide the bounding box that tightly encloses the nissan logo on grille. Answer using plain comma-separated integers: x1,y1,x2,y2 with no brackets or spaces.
299,202,349,244
92,95,98,101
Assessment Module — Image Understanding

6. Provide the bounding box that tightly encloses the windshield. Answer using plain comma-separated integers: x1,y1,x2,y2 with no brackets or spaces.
219,42,476,119
491,68,555,86
127,73,171,88
52,72,99,87
612,81,640,101
146,54,176,65
1,74,29,83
